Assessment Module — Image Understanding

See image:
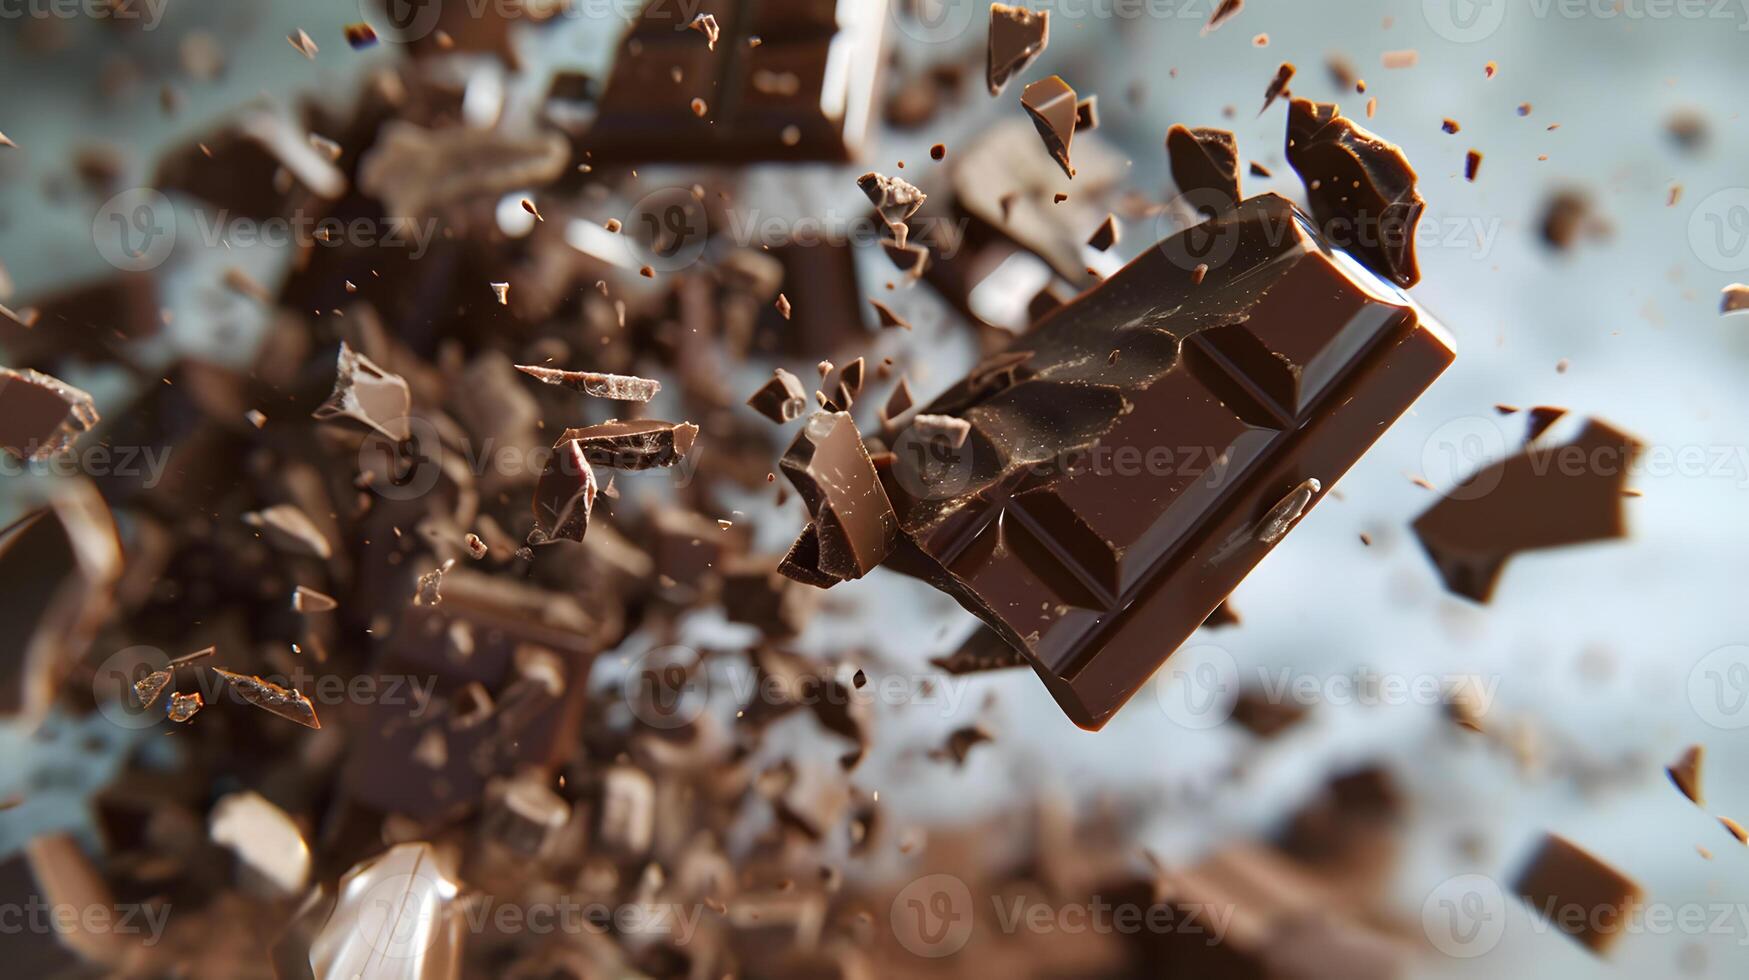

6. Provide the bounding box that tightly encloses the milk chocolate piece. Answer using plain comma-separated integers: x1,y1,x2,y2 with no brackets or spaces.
1286,98,1426,287
1021,76,1078,179
514,364,661,402
311,342,411,442
1167,125,1241,209
213,667,321,729
1667,745,1703,805
0,366,98,460
1513,834,1643,954
780,412,898,583
1412,420,1641,603
748,368,809,424
987,4,1049,96
884,194,1454,729
1204,0,1244,33
1087,214,1119,251
587,0,889,162
1075,96,1099,132
242,505,333,560
858,171,926,248
1720,283,1749,314
1524,405,1566,441
563,419,699,471
1260,62,1295,115
534,438,598,543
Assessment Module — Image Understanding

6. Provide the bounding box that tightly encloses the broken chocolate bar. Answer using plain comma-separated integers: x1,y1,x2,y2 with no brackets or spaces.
1167,125,1241,210
988,4,1049,96
1412,419,1641,603
586,0,889,162
534,438,598,543
212,668,321,729
562,419,699,471
1286,98,1426,288
882,194,1454,729
780,412,899,583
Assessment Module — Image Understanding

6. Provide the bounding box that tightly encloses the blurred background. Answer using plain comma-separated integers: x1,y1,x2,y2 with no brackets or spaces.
2,1,1748,977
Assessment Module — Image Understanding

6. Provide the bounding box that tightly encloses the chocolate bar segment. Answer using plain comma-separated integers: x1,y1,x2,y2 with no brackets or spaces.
884,194,1454,729
586,0,889,162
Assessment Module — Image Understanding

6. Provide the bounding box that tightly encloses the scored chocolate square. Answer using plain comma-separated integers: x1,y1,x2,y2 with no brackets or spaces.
881,194,1455,730
585,0,889,162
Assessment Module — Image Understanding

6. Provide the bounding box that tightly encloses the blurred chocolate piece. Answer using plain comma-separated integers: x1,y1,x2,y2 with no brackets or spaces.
242,504,333,560
780,412,898,584
213,667,321,729
587,0,889,162
884,194,1455,729
534,438,598,543
1230,689,1307,738
515,364,661,402
1667,745,1703,806
166,691,202,723
987,4,1049,96
1412,419,1641,603
0,366,98,460
1513,834,1642,955
723,555,822,636
1286,98,1425,287
1167,125,1241,208
8,834,131,971
1021,76,1078,179
1719,283,1749,315
310,843,463,979
565,419,699,470
1524,405,1566,442
482,772,571,859
747,369,808,424
1204,0,1245,33
1075,96,1099,131
1539,189,1605,252
1086,214,1119,251
1260,62,1295,114
869,299,911,331
154,111,344,222
311,341,411,441
210,791,311,897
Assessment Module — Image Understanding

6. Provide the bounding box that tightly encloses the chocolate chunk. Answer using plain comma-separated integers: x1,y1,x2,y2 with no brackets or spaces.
291,585,337,613
1260,62,1295,115
562,420,699,471
818,358,865,412
1166,125,1241,209
987,4,1049,96
242,505,333,560
882,239,932,278
311,844,462,977
1412,420,1641,603
166,691,202,723
1540,189,1605,251
1513,834,1643,954
514,364,661,402
1442,117,1461,134
311,342,410,442
587,0,887,162
359,122,568,222
883,194,1455,729
1075,96,1099,132
748,369,809,424
881,375,915,428
343,22,376,48
723,555,821,636
213,667,321,729
858,171,927,248
1524,405,1566,442
0,367,98,460
780,412,898,583
1720,283,1749,315
1086,214,1119,251
932,725,994,765
1286,98,1426,287
689,12,721,50
1464,148,1483,181
1021,76,1079,179
1667,745,1704,806
1230,689,1307,737
870,298,912,330
533,437,598,543
1204,0,1244,33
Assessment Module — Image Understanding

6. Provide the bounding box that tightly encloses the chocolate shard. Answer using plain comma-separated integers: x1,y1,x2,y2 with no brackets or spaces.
884,193,1454,730
778,523,841,589
747,369,809,424
533,438,598,543
1667,745,1704,806
1021,76,1079,179
858,171,927,248
1166,125,1241,210
1087,214,1119,252
166,691,202,723
987,4,1049,96
560,419,699,471
310,843,462,977
358,122,569,221
870,298,912,331
291,585,337,613
133,669,172,710
932,725,994,766
1203,0,1245,34
0,367,99,461
242,504,333,560
1075,96,1099,131
311,341,411,442
779,412,899,584
1525,405,1567,442
1286,98,1426,287
1412,419,1641,604
881,375,915,427
514,364,661,402
1513,834,1643,955
1260,62,1296,115
213,667,321,729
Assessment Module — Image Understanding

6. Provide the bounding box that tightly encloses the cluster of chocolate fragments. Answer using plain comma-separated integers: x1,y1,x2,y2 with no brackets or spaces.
0,1,1676,977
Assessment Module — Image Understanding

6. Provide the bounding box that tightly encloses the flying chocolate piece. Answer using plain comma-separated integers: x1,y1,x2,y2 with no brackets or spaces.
1411,419,1641,603
779,412,899,583
562,419,699,471
1166,125,1241,210
1286,98,1426,288
1022,76,1079,179
514,364,661,402
1667,744,1704,805
747,368,809,424
311,342,411,442
534,438,598,543
0,367,99,461
1513,834,1643,954
1260,62,1295,115
988,4,1049,96
1087,214,1119,251
212,667,321,729
858,171,927,248
882,194,1455,729
309,843,463,977
1075,96,1099,131
587,0,889,162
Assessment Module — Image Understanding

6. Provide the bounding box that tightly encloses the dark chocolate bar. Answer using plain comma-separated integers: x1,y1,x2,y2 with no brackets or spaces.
882,194,1454,729
585,0,889,162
